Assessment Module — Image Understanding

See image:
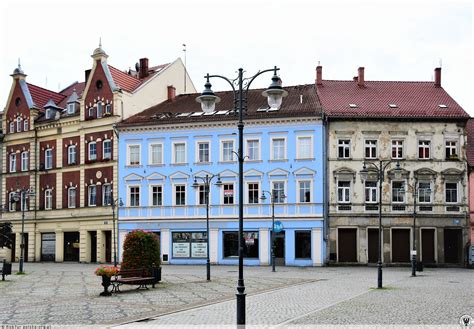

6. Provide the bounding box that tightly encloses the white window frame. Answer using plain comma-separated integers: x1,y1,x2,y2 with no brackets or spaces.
103,139,112,160
337,180,351,204
391,180,406,204
67,103,75,114
173,184,186,206
127,144,141,166
88,107,94,118
16,117,22,132
246,182,260,204
221,140,235,162
45,148,53,169
105,104,111,114
149,143,163,165
102,184,112,206
365,181,378,204
88,185,97,207
172,141,187,164
245,138,261,161
418,181,432,204
21,151,28,171
271,137,287,161
9,153,16,172
45,108,52,120
20,191,27,211
364,139,378,159
297,180,312,203
23,119,28,131
44,189,53,210
68,145,77,165
271,180,287,203
418,140,431,160
97,101,103,118
445,140,458,159
88,142,97,161
9,192,16,211
196,184,210,206
128,185,141,207
149,184,163,206
9,122,14,133
445,181,459,204
296,135,313,159
196,141,211,163
222,182,235,205
337,139,351,159
68,187,76,208
391,139,404,159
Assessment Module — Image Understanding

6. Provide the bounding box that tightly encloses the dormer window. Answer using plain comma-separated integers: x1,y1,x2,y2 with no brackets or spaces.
97,102,103,118
45,108,53,120
88,107,95,118
67,103,75,114
16,117,22,132
105,104,111,115
23,119,28,131
9,121,14,133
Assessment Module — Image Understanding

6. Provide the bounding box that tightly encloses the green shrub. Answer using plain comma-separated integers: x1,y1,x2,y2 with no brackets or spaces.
121,230,160,271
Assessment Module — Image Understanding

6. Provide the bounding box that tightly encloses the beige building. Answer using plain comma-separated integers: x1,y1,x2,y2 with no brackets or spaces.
0,45,195,263
318,66,470,266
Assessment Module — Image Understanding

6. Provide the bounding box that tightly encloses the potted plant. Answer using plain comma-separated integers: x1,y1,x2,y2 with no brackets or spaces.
95,265,119,296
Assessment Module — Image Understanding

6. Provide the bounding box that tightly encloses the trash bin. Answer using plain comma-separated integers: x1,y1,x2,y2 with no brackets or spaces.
416,261,423,272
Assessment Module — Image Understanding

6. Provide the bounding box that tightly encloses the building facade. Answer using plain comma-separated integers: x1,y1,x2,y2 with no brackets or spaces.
118,84,326,266
319,66,470,266
0,45,195,263
466,119,474,266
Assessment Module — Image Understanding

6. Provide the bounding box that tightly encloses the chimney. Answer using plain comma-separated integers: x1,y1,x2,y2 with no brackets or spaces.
85,69,91,83
316,66,322,86
139,58,149,79
434,67,441,87
357,67,365,87
167,85,176,101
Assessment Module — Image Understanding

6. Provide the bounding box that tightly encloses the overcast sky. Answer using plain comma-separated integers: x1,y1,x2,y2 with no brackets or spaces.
0,0,472,114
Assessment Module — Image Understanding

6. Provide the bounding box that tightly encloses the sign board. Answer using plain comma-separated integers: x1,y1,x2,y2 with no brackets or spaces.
273,221,284,233
191,243,207,258
172,243,190,258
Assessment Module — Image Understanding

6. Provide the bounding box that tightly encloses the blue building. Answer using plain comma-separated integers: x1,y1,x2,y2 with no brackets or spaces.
117,84,325,266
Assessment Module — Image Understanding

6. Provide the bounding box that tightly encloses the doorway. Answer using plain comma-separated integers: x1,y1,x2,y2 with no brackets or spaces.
421,229,436,264
391,229,410,263
338,228,357,262
105,231,112,263
273,231,285,265
444,228,462,264
22,233,29,262
64,232,80,262
89,231,97,263
367,228,379,263
9,234,16,262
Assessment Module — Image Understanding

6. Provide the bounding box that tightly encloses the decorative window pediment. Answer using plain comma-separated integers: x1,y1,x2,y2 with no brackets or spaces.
244,169,264,178
268,168,289,177
441,168,464,181
293,166,316,177
146,173,166,181
218,169,238,178
333,167,356,182
387,167,410,180
169,171,190,180
124,173,144,182
414,168,438,180
194,170,213,178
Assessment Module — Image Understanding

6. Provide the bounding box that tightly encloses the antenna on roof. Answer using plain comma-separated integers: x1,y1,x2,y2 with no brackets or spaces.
439,58,442,68
183,43,187,93
18,58,21,69
99,37,102,48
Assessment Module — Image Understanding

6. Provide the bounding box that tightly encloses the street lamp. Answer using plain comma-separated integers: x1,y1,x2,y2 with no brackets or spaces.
10,188,35,273
196,66,287,325
110,192,123,267
260,190,286,272
360,160,401,289
192,174,222,281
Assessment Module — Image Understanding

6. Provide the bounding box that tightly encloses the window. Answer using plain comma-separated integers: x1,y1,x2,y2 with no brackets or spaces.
68,187,76,208
337,181,351,203
392,181,405,203
365,181,378,203
103,184,112,206
175,185,186,206
128,145,140,165
173,143,186,164
9,122,14,133
68,145,77,165
20,192,27,211
105,104,111,114
298,181,311,203
272,181,285,203
9,153,16,172
88,142,97,161
247,139,260,161
445,182,458,203
418,140,431,159
198,185,209,205
88,107,94,118
222,141,234,162
67,103,75,114
297,136,312,159
129,186,140,207
272,138,285,160
223,231,259,258
9,192,16,211
391,140,404,159
16,117,22,132
223,183,234,204
365,140,377,159
88,185,97,206
418,182,431,203
445,141,458,159
97,102,103,118
338,139,350,158
45,189,53,210
295,231,311,259
45,149,53,169
248,183,259,204
23,119,28,131
45,108,53,120
103,140,112,160
172,232,208,258
198,142,210,163
21,151,28,171
150,144,163,165
151,185,163,206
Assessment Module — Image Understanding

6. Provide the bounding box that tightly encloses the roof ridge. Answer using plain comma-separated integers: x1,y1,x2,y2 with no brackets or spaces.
322,79,433,84
107,64,141,82
26,82,66,96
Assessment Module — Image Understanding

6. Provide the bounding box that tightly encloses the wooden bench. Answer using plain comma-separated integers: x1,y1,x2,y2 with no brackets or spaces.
1,259,12,281
111,266,161,293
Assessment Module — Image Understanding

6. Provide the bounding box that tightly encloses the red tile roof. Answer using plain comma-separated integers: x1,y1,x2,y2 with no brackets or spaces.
58,81,86,108
318,80,469,119
108,65,143,92
121,84,322,127
466,119,474,167
27,83,66,108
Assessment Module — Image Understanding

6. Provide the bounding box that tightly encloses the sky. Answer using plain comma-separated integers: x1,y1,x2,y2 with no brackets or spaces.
0,0,472,114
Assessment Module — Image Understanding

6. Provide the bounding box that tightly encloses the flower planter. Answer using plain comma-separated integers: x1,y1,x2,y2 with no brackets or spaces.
99,275,112,296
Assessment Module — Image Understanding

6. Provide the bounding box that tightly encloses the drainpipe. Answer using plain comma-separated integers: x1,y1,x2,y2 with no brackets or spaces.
33,127,38,262
112,123,120,262
322,110,329,264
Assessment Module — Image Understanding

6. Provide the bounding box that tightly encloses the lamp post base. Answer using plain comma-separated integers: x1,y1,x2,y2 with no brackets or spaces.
377,261,383,289
236,290,246,325
206,259,211,281
411,255,416,277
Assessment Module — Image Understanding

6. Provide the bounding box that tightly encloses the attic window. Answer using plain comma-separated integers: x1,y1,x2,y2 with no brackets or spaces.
349,104,358,108
96,80,103,90
438,104,448,108
67,103,75,114
45,108,53,120
389,104,398,108
15,97,21,107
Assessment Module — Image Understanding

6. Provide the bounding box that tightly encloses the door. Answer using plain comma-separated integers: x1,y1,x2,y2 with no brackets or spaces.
338,228,357,262
273,231,285,265
90,232,97,263
41,233,56,262
444,228,462,264
391,229,410,263
421,229,435,264
64,232,80,262
23,233,29,262
105,231,112,263
9,234,16,262
367,228,379,263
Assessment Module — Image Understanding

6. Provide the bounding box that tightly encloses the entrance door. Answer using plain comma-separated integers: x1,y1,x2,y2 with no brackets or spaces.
391,229,410,263
273,231,285,265
338,228,357,262
421,229,435,264
89,232,97,263
105,231,112,263
444,228,462,264
9,234,16,262
23,233,28,262
64,232,80,262
367,228,379,263
41,233,56,262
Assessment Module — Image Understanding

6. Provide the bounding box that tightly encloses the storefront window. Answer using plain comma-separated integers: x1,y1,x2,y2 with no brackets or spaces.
223,231,259,258
172,232,207,258
295,231,311,259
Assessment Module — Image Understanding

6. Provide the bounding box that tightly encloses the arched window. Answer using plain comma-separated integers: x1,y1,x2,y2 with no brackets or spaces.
97,102,103,118
45,189,53,210
9,153,16,172
88,142,97,161
23,119,28,131
45,149,53,169
16,117,22,132
9,122,14,133
103,140,112,159
68,187,76,208
68,145,77,165
21,151,29,171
